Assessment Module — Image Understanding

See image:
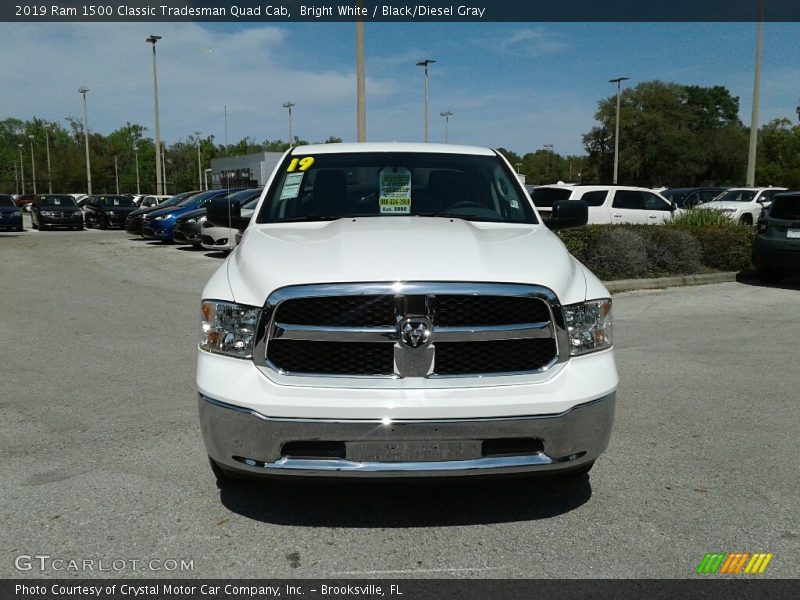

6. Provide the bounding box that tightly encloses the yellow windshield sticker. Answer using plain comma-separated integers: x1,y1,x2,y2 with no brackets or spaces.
379,167,412,214
287,156,315,172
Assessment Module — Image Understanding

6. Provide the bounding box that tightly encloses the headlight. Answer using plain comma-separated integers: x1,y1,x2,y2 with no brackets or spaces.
106,210,115,215
562,299,612,356
154,213,172,221
187,216,207,224
200,300,261,359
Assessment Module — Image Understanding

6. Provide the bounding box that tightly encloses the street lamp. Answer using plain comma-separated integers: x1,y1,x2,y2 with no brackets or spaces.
146,34,163,195
282,102,295,147
609,76,629,185
440,111,453,143
45,125,53,194
79,86,92,195
195,131,203,190
416,59,436,142
746,0,765,186
28,135,37,195
133,144,141,195
204,168,212,191
18,144,25,194
543,144,554,179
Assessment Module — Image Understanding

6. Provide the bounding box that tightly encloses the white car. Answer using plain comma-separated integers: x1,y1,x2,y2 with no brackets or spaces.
698,187,787,226
200,188,263,252
530,184,677,224
197,142,617,482
133,194,172,208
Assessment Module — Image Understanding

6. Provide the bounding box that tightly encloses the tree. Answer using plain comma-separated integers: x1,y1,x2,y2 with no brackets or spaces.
583,81,749,186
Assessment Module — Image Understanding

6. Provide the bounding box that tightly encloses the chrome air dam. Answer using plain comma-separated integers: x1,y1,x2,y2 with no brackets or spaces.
199,392,615,478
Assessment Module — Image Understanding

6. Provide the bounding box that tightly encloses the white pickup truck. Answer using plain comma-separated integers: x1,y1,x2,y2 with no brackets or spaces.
197,143,617,482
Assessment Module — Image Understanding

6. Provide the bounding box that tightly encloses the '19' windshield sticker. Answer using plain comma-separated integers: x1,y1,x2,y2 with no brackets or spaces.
280,172,305,200
286,156,315,172
379,167,412,214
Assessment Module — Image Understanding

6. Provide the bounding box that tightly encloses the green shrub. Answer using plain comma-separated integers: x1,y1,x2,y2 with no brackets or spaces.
584,227,650,280
692,226,755,271
556,219,753,280
643,227,702,275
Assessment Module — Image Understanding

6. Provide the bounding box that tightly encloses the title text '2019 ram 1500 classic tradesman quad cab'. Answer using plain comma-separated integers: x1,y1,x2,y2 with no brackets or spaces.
198,143,617,482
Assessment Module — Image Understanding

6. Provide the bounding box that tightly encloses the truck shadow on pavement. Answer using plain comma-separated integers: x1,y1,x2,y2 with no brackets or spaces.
736,269,800,290
218,475,592,527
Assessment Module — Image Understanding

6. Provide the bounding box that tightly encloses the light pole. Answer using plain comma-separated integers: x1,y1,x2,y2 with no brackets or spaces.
114,155,120,194
133,144,141,194
609,76,629,185
543,143,554,179
14,161,19,195
18,144,25,194
79,86,92,195
45,125,53,194
146,35,163,195
195,131,203,190
204,168,212,191
283,102,295,147
161,146,167,194
28,135,37,194
440,111,453,143
355,8,366,142
746,0,765,187
416,59,436,142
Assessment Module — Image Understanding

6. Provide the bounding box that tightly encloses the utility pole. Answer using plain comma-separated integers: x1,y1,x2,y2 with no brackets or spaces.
18,144,25,194
79,87,92,195
133,144,141,194
746,0,765,186
416,59,436,142
283,102,295,147
28,135,37,194
146,35,163,195
355,5,366,142
114,155,120,194
195,131,203,190
440,111,453,143
45,125,53,193
609,76,630,185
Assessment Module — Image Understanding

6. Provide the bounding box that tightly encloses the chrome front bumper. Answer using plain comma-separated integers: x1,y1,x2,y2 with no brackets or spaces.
199,392,615,478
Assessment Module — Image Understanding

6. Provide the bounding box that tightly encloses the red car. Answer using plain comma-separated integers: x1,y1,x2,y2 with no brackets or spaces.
14,194,37,209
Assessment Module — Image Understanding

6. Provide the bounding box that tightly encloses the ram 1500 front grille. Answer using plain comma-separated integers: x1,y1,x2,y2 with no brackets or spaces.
255,283,567,379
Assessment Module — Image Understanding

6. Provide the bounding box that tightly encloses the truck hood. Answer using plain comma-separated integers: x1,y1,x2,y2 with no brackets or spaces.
223,217,589,306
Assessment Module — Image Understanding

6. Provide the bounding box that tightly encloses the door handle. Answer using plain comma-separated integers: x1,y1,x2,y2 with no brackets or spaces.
649,215,657,219
613,213,622,217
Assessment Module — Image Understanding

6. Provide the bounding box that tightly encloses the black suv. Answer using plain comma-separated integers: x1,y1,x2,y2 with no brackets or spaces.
30,194,84,230
753,191,800,283
84,195,137,229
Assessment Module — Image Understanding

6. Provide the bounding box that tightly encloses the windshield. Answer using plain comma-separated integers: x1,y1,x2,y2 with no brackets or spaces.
0,195,14,207
530,187,572,207
715,190,756,203
99,196,134,207
257,152,536,224
177,190,228,207
38,195,77,207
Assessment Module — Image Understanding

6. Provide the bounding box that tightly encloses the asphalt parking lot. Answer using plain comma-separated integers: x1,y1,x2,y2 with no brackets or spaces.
1,221,798,579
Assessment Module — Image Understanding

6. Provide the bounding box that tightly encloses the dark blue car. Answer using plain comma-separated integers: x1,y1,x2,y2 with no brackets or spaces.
0,194,23,231
142,188,242,242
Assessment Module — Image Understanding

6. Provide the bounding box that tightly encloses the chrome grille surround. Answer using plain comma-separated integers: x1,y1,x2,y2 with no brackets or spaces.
252,282,569,386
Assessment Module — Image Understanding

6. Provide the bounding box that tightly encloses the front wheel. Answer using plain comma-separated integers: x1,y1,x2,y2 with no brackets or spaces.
739,214,753,227
99,216,109,230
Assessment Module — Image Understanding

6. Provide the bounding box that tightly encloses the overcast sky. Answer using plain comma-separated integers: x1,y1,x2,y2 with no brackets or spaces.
2,22,799,155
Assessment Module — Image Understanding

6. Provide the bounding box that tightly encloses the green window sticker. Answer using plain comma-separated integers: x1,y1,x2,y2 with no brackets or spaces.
280,172,305,200
379,167,411,214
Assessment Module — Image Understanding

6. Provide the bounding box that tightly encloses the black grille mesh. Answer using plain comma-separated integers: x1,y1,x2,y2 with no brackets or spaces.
275,296,396,327
433,295,550,326
268,340,394,376
434,339,557,375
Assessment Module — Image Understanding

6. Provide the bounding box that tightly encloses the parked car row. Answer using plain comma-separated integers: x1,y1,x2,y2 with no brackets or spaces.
526,184,789,227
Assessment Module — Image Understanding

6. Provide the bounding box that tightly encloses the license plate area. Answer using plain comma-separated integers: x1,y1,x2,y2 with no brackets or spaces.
787,228,800,239
347,440,481,462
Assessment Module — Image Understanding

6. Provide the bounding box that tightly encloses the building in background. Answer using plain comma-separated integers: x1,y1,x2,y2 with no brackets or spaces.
208,152,284,189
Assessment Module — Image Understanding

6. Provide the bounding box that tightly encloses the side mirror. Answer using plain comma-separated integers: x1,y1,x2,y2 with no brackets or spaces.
206,198,249,230
545,200,588,230
670,201,677,213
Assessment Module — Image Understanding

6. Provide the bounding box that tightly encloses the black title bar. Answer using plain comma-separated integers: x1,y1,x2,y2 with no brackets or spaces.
4,0,800,22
